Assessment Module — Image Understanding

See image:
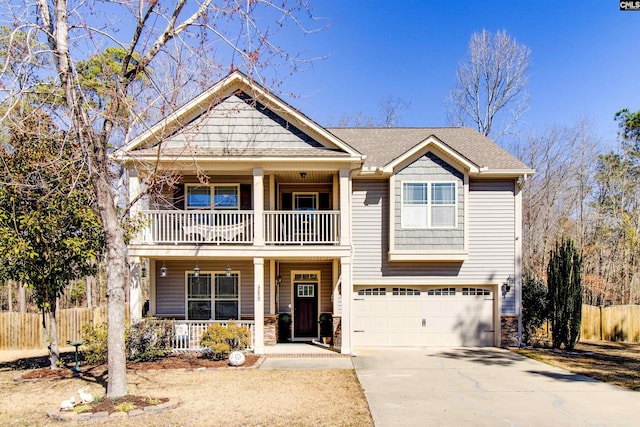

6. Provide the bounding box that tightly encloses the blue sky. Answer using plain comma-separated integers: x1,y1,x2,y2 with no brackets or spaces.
278,1,640,147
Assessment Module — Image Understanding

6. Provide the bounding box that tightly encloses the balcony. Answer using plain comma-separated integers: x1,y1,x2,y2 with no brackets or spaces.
139,210,340,245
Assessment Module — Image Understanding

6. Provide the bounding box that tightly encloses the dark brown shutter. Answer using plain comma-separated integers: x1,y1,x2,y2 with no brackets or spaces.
281,192,292,210
240,184,252,210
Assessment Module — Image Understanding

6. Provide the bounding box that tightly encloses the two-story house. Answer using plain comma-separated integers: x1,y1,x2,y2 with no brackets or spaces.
115,71,534,355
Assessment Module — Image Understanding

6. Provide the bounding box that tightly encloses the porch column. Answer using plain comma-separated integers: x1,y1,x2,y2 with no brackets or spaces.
339,168,351,246
254,257,265,354
129,256,142,322
128,167,142,244
340,257,352,354
253,167,264,246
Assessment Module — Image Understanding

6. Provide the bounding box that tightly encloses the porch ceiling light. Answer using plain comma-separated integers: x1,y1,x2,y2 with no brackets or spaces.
299,171,307,179
194,263,200,278
226,265,232,277
160,262,167,278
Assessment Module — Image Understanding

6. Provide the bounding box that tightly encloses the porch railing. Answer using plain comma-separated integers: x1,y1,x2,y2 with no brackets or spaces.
140,210,254,244
139,210,340,245
162,319,255,352
264,211,340,245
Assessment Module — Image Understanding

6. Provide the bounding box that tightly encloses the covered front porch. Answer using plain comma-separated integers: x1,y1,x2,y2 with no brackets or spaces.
130,255,353,355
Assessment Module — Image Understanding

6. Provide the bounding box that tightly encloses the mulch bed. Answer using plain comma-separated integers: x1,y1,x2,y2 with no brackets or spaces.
18,353,260,381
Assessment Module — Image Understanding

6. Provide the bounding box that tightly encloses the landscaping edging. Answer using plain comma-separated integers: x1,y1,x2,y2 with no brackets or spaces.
46,399,180,422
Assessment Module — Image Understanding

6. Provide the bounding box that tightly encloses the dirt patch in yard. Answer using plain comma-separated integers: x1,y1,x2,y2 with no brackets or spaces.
517,340,640,391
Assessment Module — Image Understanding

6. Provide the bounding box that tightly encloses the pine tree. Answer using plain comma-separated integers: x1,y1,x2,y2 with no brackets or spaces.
547,237,583,350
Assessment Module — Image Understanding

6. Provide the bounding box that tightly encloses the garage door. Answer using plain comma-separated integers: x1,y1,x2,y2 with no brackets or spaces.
352,286,495,347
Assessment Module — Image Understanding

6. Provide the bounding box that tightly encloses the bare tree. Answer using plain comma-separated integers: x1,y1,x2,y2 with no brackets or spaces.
379,95,410,127
515,120,599,280
1,0,320,397
446,29,530,141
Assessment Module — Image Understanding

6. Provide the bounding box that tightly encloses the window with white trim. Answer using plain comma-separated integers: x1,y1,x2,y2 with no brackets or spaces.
186,272,240,320
401,182,456,229
392,288,421,296
427,287,456,296
358,287,387,296
186,184,240,210
462,287,491,296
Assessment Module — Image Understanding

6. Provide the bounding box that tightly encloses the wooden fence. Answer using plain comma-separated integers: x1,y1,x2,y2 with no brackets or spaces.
0,306,110,350
581,304,640,343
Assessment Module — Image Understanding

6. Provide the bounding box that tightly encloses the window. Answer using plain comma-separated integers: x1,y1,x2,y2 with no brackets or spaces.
462,288,491,296
186,272,239,320
358,288,387,296
427,287,456,296
186,186,211,209
214,185,239,210
186,184,239,210
401,182,456,229
392,288,421,296
187,273,212,320
214,273,239,319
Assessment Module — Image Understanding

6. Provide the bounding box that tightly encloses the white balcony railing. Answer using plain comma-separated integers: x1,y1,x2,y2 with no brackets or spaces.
140,210,254,244
264,211,340,245
139,210,340,245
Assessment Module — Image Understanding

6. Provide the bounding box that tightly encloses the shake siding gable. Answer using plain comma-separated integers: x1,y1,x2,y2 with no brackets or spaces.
394,152,464,250
352,179,517,315
160,94,323,149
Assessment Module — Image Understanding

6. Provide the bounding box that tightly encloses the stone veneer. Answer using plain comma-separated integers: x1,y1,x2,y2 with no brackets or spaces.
264,315,277,346
500,315,519,348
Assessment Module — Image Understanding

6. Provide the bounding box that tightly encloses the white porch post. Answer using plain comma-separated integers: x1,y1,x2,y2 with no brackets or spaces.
254,257,265,354
253,167,264,246
340,257,352,354
129,256,142,322
128,167,143,322
339,168,351,246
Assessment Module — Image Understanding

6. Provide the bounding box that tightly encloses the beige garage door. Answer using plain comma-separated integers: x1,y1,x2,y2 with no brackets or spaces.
352,286,495,347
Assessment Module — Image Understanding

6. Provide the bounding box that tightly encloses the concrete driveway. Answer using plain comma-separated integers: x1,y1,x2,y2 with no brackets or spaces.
352,347,640,426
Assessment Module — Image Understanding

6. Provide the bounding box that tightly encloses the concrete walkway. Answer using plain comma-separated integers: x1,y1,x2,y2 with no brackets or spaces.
352,347,640,427
259,343,354,370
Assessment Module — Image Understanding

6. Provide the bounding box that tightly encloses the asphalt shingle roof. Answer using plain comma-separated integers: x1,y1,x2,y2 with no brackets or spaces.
327,127,531,171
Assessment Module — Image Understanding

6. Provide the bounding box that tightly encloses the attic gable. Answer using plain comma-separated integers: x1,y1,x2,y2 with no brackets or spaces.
116,71,363,161
156,91,327,152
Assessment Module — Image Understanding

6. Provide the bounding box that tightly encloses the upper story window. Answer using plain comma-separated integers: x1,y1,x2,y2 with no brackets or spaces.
186,184,239,210
401,182,456,229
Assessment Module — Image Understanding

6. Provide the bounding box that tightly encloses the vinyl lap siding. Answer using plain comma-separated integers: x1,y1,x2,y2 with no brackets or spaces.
352,179,517,314
155,260,255,318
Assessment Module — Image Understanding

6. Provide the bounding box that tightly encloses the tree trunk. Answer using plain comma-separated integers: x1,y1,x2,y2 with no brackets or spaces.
47,300,60,369
86,276,93,309
18,282,26,313
93,177,128,398
7,280,12,312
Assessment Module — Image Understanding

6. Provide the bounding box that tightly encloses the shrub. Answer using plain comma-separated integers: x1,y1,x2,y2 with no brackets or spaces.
200,322,250,360
127,319,173,362
81,322,109,364
547,237,583,350
522,275,548,346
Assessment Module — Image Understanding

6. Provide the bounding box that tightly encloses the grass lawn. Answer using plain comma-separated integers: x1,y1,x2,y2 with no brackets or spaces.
0,358,373,426
517,340,640,391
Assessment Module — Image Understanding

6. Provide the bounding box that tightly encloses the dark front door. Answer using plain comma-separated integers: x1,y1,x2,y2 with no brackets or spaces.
294,282,318,338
